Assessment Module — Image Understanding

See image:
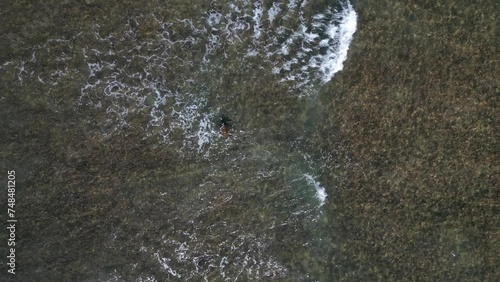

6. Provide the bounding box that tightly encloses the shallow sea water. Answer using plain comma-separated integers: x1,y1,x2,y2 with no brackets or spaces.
1,0,358,280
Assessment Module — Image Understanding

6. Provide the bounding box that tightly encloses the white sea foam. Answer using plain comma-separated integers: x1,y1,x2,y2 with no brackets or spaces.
144,229,287,281
206,11,222,26
269,0,358,88
315,2,358,82
304,174,327,207
267,2,281,24
7,0,358,156
252,1,264,39
196,114,215,155
153,252,181,278
287,0,298,11
137,276,157,282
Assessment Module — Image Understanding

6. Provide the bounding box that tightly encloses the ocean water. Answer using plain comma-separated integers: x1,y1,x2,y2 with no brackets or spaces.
2,0,357,280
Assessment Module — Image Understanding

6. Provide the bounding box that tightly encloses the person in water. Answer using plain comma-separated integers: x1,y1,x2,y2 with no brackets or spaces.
219,114,232,139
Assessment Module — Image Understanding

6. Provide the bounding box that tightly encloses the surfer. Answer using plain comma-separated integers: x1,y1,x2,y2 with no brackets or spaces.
219,114,232,139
